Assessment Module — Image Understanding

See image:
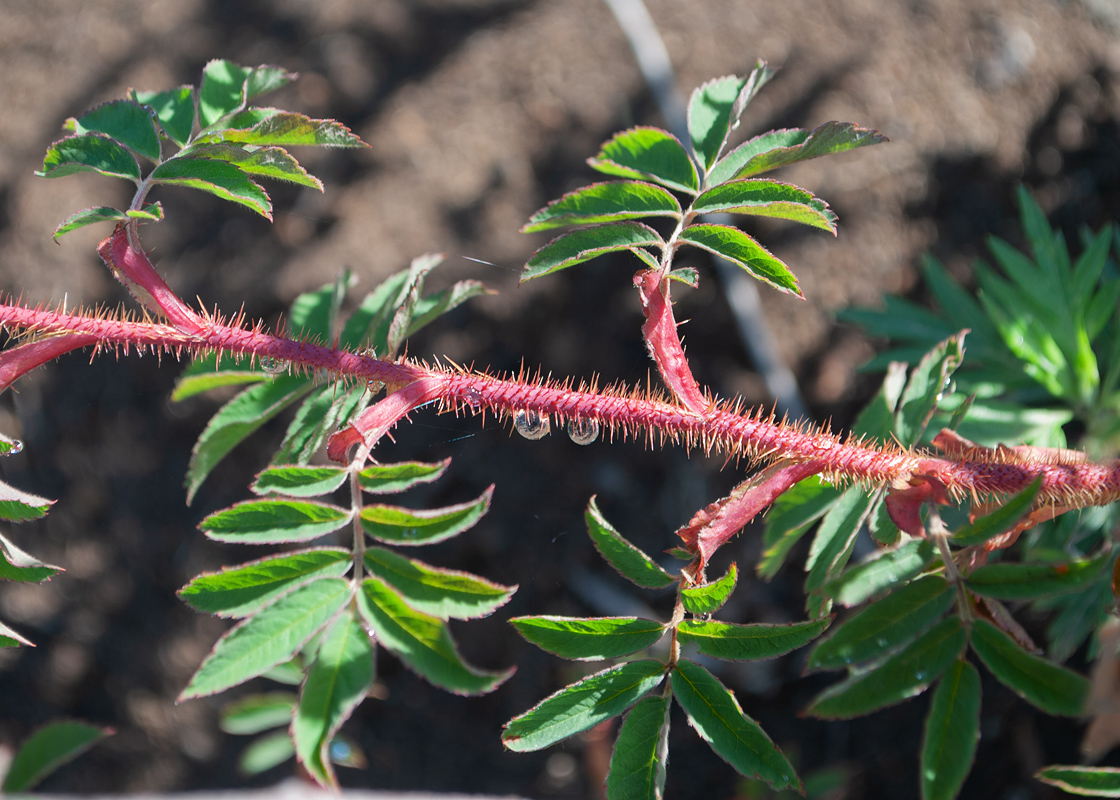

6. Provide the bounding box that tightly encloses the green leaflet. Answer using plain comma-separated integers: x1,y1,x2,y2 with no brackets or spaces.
187,144,323,190
824,539,936,608
0,721,112,793
292,609,373,789
220,692,296,734
687,75,749,173
895,331,967,446
199,499,350,544
806,575,954,671
37,134,141,181
0,480,54,523
207,112,364,148
358,578,511,695
132,86,194,147
251,466,349,498
363,547,516,620
272,383,367,466
681,563,738,615
677,224,800,296
806,616,966,719
502,660,666,752
178,548,351,618
406,279,493,338
150,157,272,219
586,126,699,194
759,475,841,579
713,121,887,182
198,59,252,128
585,498,675,589
951,477,1042,547
969,618,1089,716
185,374,312,503
921,660,980,800
0,619,33,648
607,695,670,800
52,206,128,241
357,459,451,494
804,488,879,604
522,181,681,233
510,616,666,661
691,179,837,233
170,351,270,401
67,99,161,161
708,129,809,186
238,730,295,776
522,222,664,282
966,552,1110,600
1035,766,1120,797
180,578,351,700
359,486,492,546
677,617,831,661
671,659,799,793
0,533,63,583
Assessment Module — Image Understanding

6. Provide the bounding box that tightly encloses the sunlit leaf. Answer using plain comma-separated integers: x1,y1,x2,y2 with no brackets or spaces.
292,608,373,789
251,466,348,498
671,659,799,793
189,144,323,190
198,59,251,128
921,660,980,800
522,222,663,282
502,660,666,752
51,206,127,241
37,134,140,181
199,499,350,544
522,181,680,233
677,224,800,296
713,121,887,182
895,332,967,446
678,617,831,661
178,548,351,618
587,127,698,194
364,547,515,620
180,578,351,699
132,86,194,147
510,616,665,661
608,695,670,800
357,459,451,494
151,157,271,218
68,100,161,160
0,480,54,522
0,533,63,583
692,179,836,233
584,498,675,589
208,112,364,148
360,486,492,546
681,563,738,615
1035,765,1120,797
358,578,511,695
688,75,748,173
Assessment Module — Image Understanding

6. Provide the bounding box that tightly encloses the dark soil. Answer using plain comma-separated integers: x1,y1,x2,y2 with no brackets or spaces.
1,1,1120,797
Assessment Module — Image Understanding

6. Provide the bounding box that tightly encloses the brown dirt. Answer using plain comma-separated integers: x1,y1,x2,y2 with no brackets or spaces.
1,0,1119,796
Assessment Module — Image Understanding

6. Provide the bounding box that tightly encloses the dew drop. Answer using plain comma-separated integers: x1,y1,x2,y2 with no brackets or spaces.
514,408,550,440
329,739,351,760
401,528,417,539
463,387,483,408
566,416,599,445
875,637,888,647
260,356,288,375
3,440,22,456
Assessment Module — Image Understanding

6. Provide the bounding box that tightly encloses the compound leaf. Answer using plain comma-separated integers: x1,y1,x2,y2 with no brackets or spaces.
678,617,831,661
522,181,680,233
68,100,161,161
608,695,670,800
921,660,981,800
199,499,350,544
502,660,666,752
180,578,351,700
671,658,799,793
677,224,800,296
681,563,738,615
357,459,451,494
178,548,351,618
510,616,665,661
1,721,112,793
151,157,271,218
969,618,1089,716
806,575,954,671
522,222,663,282
585,498,675,589
292,608,373,789
37,134,140,181
360,486,492,546
363,547,515,620
806,616,965,719
358,578,511,695
587,127,698,194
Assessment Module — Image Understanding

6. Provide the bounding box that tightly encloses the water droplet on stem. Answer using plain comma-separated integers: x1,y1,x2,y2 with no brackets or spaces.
566,416,599,445
4,440,22,456
514,408,550,440
260,356,288,375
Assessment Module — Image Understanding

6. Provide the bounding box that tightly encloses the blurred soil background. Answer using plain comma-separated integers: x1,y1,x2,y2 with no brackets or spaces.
1,0,1120,797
